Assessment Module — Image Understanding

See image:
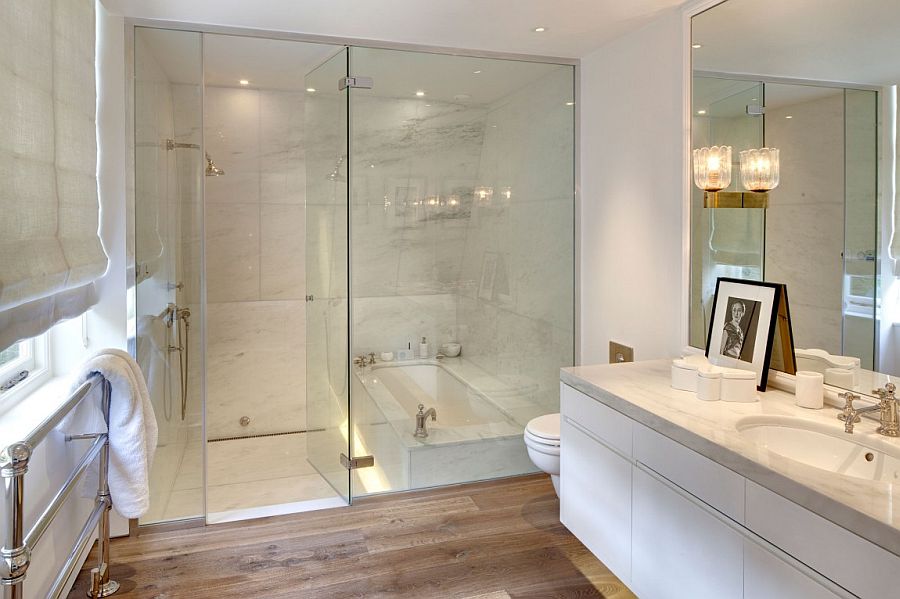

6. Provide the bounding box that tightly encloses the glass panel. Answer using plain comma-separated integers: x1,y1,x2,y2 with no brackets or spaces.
305,49,352,503
347,47,575,496
133,28,204,524
690,77,765,348
843,88,878,368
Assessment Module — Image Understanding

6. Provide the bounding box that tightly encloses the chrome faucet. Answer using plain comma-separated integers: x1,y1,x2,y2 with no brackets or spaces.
838,383,900,436
353,353,377,367
414,404,437,438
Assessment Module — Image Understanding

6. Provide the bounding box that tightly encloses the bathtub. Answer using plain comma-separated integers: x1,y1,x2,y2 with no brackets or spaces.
352,359,538,492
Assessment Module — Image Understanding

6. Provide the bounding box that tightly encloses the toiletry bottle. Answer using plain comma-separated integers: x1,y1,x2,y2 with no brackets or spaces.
419,337,428,358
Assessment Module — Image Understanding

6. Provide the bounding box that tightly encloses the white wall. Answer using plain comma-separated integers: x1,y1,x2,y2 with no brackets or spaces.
579,8,685,364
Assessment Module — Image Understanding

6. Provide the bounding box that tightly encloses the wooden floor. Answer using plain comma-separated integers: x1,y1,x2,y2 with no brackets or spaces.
69,475,635,598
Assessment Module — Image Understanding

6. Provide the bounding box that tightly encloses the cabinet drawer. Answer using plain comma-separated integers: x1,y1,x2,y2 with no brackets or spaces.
561,383,632,457
743,540,844,599
634,424,744,523
560,418,632,584
746,481,900,598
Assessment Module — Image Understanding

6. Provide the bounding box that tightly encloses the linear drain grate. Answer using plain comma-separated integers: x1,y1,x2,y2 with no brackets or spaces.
208,428,324,443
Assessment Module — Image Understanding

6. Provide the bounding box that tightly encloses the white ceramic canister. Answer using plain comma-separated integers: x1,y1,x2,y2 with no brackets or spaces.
696,368,722,401
794,370,824,409
721,369,758,402
671,359,699,392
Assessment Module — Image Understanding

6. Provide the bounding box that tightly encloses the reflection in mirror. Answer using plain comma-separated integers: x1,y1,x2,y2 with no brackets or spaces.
690,0,896,395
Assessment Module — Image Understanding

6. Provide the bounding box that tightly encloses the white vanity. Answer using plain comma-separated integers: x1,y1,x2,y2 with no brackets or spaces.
559,361,900,599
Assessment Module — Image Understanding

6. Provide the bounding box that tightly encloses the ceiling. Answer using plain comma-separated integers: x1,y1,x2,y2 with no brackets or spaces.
104,0,685,59
692,0,900,86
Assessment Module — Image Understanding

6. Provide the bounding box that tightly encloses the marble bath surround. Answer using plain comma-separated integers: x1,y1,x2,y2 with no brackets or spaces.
353,358,542,490
561,360,900,556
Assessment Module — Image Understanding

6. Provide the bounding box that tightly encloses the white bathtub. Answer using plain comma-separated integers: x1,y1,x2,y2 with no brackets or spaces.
352,359,537,491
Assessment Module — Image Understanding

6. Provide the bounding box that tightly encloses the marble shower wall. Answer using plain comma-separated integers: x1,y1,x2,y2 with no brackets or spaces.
456,67,575,412
765,91,846,356
204,86,307,439
350,98,487,355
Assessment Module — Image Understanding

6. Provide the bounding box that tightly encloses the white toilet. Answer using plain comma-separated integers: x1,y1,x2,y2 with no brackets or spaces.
524,413,561,496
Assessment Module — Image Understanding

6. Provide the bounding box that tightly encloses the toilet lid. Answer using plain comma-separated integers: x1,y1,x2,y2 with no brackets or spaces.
525,413,560,441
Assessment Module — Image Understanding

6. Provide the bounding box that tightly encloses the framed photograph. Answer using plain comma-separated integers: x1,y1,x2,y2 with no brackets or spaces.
705,278,792,391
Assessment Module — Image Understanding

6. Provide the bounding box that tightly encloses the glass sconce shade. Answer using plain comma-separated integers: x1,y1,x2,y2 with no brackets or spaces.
740,148,780,192
692,146,732,191
474,186,493,203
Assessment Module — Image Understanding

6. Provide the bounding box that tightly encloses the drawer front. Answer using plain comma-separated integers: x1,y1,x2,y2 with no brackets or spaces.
560,418,632,584
743,540,844,599
746,481,900,598
632,465,744,599
634,423,745,523
561,383,633,457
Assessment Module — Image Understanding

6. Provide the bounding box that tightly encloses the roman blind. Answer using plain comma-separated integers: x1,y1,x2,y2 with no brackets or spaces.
0,0,108,350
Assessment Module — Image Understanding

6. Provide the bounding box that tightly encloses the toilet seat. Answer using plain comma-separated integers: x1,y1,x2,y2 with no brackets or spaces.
524,429,560,449
525,413,560,444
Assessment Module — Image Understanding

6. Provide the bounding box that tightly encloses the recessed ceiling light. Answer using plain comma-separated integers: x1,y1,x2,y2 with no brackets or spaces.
785,115,793,119
533,26,547,33
239,79,250,86
425,104,431,107
697,109,707,115
306,87,316,93
691,43,702,49
473,70,482,74
416,90,426,97
566,102,575,106
369,164,375,168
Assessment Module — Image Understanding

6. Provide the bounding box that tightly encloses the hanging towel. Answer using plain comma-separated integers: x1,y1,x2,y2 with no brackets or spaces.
61,349,158,519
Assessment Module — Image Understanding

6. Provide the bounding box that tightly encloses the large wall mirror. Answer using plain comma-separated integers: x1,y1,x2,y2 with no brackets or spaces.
689,0,899,394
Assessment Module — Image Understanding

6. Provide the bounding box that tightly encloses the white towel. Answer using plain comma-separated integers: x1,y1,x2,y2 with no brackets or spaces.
61,349,159,519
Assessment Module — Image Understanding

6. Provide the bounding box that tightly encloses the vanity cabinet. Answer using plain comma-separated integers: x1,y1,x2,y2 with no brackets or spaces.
559,384,633,583
560,382,898,599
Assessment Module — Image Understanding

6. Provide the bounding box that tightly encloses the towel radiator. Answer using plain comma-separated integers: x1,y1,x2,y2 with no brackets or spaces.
1,374,119,598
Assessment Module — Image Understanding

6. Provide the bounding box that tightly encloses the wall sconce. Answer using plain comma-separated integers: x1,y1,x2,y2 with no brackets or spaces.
692,145,731,191
695,145,778,209
740,148,779,192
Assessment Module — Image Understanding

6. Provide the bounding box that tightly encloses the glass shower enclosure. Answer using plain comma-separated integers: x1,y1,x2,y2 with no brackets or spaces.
132,28,575,521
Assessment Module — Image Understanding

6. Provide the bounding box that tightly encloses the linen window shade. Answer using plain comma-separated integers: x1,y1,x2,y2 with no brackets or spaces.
0,0,108,350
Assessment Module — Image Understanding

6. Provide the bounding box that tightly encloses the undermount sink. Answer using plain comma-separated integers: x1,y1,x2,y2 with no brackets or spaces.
735,415,900,483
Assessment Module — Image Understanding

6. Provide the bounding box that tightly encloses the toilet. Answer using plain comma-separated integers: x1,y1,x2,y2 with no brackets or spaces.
524,413,561,496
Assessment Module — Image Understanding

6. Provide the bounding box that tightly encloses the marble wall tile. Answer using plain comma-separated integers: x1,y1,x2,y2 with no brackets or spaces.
204,87,260,204
260,91,306,205
205,203,260,302
206,300,306,438
260,203,305,300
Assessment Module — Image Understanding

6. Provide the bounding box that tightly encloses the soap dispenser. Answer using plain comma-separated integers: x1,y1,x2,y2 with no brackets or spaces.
419,337,429,358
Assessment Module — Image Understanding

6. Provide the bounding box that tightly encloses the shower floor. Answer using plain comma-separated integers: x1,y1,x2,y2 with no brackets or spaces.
144,432,343,524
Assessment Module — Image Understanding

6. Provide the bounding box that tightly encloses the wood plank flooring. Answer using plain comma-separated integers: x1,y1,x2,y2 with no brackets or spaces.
69,475,635,598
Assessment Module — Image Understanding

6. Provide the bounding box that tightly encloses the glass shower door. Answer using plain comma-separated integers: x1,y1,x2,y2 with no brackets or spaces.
305,49,352,502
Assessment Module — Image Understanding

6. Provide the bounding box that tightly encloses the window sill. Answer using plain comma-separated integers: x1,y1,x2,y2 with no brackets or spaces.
0,375,73,449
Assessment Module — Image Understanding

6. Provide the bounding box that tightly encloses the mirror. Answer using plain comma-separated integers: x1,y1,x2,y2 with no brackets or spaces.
690,0,899,394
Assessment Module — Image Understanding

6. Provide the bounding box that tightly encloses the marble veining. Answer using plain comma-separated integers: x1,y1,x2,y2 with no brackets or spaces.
561,360,900,556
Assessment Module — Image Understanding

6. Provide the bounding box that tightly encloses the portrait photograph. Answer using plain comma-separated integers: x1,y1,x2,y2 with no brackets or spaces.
706,278,787,391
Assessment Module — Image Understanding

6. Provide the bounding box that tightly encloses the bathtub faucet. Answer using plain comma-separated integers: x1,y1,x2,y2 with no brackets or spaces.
415,404,437,438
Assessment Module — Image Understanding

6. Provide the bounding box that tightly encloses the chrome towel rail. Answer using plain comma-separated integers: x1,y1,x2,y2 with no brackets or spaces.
1,374,119,598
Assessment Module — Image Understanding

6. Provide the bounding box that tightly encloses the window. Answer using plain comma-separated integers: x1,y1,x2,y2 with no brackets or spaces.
0,335,49,403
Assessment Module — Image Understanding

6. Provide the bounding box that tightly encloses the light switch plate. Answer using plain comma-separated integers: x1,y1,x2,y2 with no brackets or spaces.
609,341,634,364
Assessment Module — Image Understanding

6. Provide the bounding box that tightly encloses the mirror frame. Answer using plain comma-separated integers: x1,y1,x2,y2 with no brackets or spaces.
678,0,884,400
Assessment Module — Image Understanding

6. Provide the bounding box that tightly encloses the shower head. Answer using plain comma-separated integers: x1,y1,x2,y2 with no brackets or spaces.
205,153,225,177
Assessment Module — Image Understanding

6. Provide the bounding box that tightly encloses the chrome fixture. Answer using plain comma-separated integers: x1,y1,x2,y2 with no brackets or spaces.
414,404,437,438
163,303,192,421
205,153,225,176
326,155,346,182
165,139,200,151
353,353,377,367
838,384,900,436
239,416,250,427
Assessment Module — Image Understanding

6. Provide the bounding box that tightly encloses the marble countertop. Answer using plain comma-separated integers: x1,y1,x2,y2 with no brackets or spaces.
561,360,900,557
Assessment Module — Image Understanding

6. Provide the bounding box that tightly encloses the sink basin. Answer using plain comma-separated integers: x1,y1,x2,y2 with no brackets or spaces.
736,415,900,482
